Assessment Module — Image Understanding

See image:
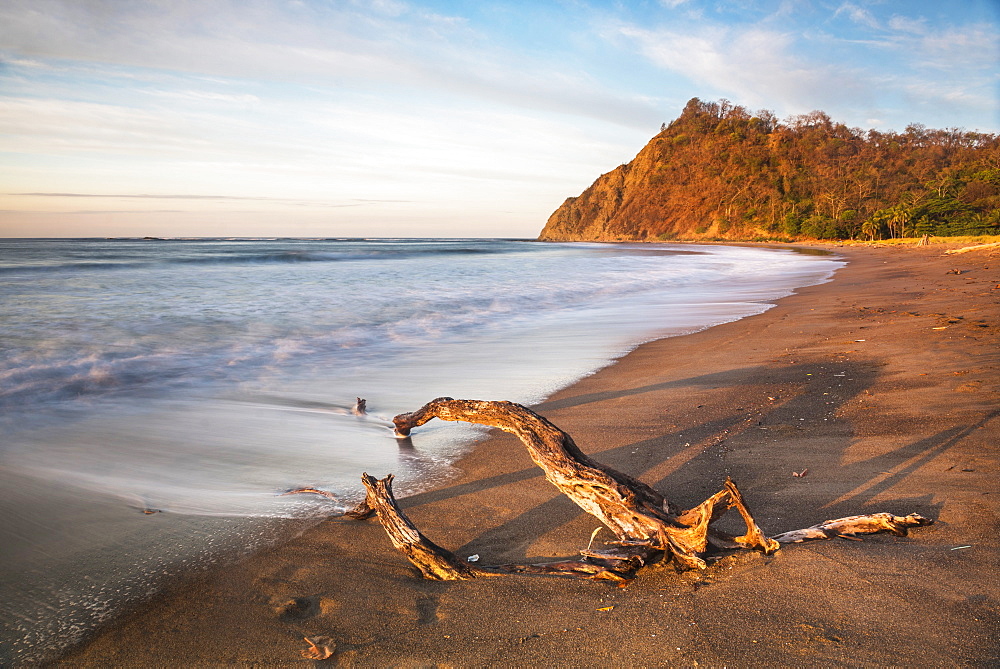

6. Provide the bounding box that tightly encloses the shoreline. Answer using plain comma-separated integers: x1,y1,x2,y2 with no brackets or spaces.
55,243,999,666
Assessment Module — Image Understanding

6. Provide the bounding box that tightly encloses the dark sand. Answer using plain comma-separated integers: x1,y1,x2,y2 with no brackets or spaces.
56,244,999,667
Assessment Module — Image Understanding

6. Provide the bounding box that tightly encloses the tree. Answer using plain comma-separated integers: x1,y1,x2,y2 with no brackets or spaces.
888,205,911,238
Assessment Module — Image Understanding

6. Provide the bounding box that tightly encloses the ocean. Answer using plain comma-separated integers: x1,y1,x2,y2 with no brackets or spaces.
0,238,843,662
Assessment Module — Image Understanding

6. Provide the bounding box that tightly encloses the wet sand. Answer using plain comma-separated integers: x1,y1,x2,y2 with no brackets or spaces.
56,243,1000,667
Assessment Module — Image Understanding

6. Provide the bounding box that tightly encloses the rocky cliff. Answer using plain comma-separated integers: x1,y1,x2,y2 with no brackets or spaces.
539,142,692,242
539,98,1000,242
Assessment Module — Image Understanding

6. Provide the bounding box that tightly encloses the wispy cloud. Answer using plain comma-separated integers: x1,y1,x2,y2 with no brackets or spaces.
835,2,881,30
617,23,871,113
0,0,656,129
14,192,296,200
12,192,413,208
886,15,927,35
614,2,998,128
145,89,261,105
909,25,1000,71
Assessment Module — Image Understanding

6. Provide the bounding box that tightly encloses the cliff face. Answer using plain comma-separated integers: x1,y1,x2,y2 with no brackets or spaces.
540,141,685,241
538,98,781,242
539,98,1000,242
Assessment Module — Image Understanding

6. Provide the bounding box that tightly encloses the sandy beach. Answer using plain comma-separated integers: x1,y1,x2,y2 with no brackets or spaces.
55,243,999,667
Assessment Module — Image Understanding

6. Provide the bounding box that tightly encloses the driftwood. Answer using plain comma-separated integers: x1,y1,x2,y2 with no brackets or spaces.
282,487,376,519
300,636,335,660
945,241,1000,254
770,512,932,543
351,398,931,584
360,472,656,583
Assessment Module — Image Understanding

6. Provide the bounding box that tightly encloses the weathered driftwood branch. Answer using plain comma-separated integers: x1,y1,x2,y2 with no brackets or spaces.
362,473,489,580
770,512,932,543
281,487,375,519
359,398,932,584
393,398,781,571
361,472,657,583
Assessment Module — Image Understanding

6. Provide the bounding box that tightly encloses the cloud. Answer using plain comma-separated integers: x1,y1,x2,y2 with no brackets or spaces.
0,94,264,160
14,192,293,200
617,23,872,112
847,19,1000,123
12,192,414,208
910,25,1000,71
835,2,881,30
1,1,432,87
1,56,51,69
829,9,997,74
145,89,261,105
0,0,658,129
614,2,999,130
886,15,927,35
896,78,998,121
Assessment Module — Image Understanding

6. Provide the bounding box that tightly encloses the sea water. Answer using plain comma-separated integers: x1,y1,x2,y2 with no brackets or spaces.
0,238,843,662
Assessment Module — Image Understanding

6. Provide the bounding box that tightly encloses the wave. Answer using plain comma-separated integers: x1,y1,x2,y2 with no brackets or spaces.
175,247,507,264
0,241,842,417
0,350,208,411
0,261,151,274
0,244,516,275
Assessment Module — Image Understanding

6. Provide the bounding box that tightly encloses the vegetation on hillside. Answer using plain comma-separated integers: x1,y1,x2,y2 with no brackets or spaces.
540,98,1000,242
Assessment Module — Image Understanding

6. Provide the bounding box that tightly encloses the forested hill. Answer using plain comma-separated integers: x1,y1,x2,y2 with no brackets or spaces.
538,98,1000,242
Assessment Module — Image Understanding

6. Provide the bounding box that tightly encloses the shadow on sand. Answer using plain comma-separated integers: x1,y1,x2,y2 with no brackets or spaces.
378,357,990,564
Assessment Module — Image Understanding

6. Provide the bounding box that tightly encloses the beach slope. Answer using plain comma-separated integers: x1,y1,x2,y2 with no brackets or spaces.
58,244,1000,666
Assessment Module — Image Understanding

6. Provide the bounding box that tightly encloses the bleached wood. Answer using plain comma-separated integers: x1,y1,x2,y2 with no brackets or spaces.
770,512,932,543
351,398,934,584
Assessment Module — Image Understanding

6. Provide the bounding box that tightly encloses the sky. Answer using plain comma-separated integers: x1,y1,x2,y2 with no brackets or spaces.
1,0,997,239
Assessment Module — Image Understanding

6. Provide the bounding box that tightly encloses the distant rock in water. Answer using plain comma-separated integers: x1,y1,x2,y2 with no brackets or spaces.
539,97,1000,242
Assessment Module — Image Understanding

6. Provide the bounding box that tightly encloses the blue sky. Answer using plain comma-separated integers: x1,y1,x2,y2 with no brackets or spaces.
1,0,997,238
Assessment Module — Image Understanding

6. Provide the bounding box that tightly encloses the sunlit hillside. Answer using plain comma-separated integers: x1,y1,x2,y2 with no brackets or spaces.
540,98,1000,242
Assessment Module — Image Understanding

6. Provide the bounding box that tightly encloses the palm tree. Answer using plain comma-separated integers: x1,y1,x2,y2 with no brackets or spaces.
888,205,911,238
